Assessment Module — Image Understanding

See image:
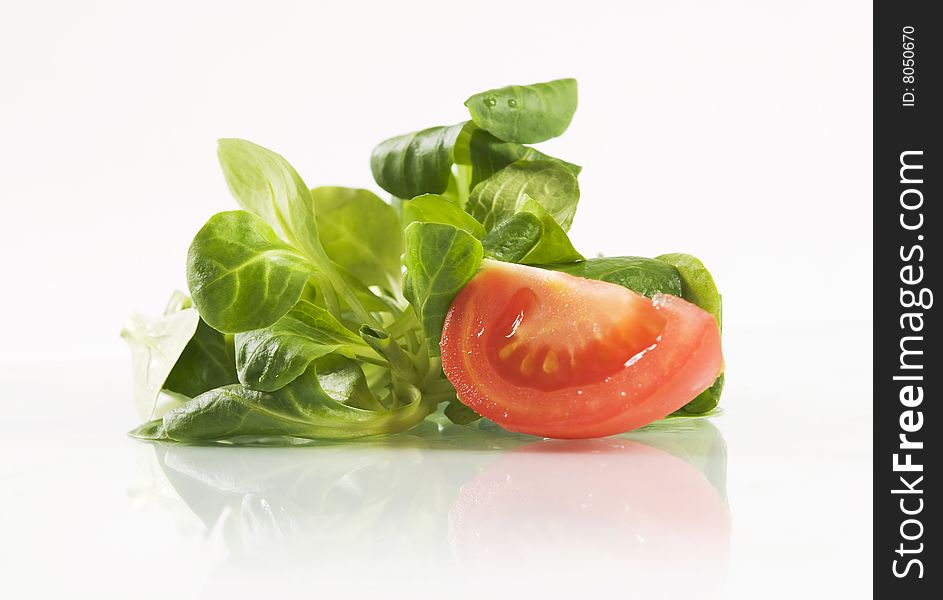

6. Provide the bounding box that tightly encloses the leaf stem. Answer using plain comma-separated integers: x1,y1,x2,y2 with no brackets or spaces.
311,274,340,317
360,325,419,384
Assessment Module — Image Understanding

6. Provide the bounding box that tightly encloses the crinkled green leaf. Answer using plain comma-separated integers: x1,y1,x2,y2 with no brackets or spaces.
402,194,485,238
311,186,403,291
467,160,580,232
481,212,543,263
370,123,468,199
403,222,483,356
155,356,431,442
186,210,311,333
464,78,578,144
235,300,370,392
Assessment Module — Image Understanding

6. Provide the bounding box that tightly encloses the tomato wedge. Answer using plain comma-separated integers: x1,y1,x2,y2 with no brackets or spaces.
440,260,723,438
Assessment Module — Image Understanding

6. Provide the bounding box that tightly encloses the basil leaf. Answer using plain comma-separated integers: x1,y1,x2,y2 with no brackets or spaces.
467,160,580,232
655,253,723,329
481,212,543,263
164,318,238,399
468,128,581,187
550,257,684,298
186,210,311,333
311,186,403,291
402,194,486,238
121,304,200,419
156,356,431,442
403,222,483,356
370,123,468,199
464,78,578,144
217,139,323,260
235,300,370,392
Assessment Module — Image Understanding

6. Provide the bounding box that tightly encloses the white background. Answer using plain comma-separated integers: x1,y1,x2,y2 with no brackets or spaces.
0,1,872,598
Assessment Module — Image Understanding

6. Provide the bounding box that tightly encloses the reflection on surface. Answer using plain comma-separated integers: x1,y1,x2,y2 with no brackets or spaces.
133,417,729,587
450,436,729,571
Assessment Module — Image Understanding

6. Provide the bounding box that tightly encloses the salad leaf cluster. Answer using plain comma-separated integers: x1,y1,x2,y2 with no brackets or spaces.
123,78,723,444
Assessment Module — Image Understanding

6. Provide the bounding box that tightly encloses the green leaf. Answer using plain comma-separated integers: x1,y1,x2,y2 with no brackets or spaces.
219,141,391,329
464,78,578,144
654,253,723,415
403,222,483,356
444,398,481,425
402,194,486,238
157,290,238,398
480,195,582,265
655,253,723,329
676,373,724,415
549,257,683,298
128,420,163,440
311,186,403,291
156,356,432,442
513,195,583,264
468,128,581,187
370,123,468,199
481,212,543,263
187,210,311,333
314,353,388,412
121,303,200,419
235,300,370,392
334,265,400,314
466,160,580,232
164,318,238,399
217,138,323,260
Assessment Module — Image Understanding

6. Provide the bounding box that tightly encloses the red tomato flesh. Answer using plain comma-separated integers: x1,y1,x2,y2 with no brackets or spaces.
440,260,723,438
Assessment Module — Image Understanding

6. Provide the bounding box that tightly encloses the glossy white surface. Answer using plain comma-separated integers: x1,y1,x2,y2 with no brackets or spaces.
0,321,871,599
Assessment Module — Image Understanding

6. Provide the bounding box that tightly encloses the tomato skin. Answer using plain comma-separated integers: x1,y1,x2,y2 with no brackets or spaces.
440,261,723,438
